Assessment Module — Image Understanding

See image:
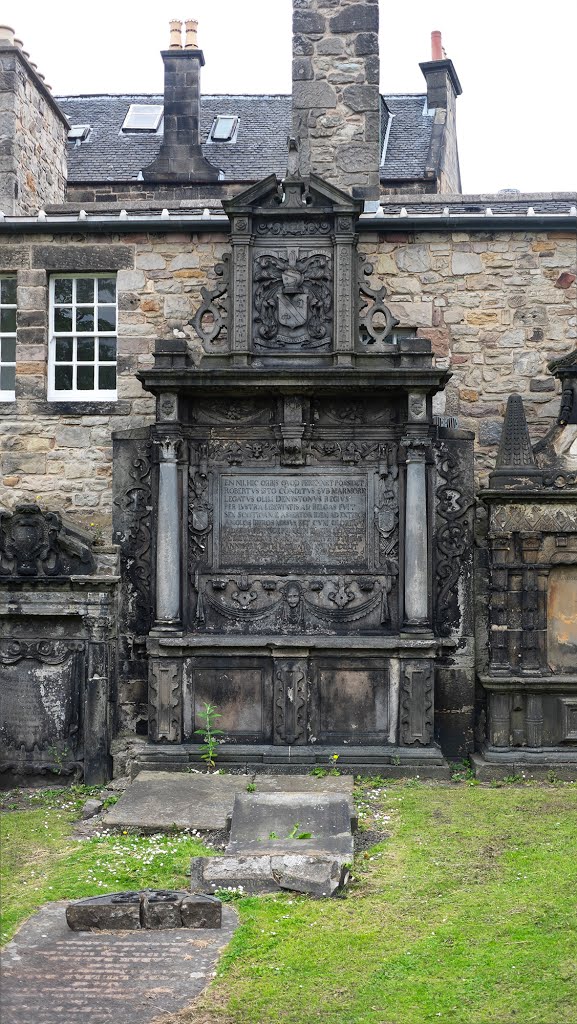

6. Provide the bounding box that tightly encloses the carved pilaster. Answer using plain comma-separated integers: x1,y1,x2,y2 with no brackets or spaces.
399,660,434,746
489,693,510,747
149,659,182,742
526,694,544,747
154,435,184,626
403,437,430,629
273,657,308,745
230,226,251,365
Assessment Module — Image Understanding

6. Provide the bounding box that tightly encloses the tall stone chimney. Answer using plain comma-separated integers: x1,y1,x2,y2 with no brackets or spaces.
142,20,219,183
0,26,68,214
291,0,380,199
419,31,462,193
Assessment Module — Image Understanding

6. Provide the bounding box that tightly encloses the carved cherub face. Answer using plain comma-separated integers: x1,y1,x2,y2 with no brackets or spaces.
285,582,302,608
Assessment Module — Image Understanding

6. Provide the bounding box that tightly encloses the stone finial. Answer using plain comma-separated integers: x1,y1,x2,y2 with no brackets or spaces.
169,19,183,49
489,394,542,489
185,19,198,49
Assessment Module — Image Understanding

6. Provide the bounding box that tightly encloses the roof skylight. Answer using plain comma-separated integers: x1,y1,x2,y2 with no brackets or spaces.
67,124,91,142
208,115,239,143
122,104,164,133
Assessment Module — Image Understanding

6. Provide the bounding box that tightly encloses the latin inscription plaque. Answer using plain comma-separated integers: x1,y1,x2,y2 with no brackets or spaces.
219,473,368,569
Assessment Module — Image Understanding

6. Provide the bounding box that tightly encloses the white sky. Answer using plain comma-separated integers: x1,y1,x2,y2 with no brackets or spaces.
4,0,576,194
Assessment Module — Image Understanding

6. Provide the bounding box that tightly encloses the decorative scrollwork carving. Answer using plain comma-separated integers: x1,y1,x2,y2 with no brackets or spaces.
191,253,230,347
435,443,474,637
358,255,399,345
0,639,84,666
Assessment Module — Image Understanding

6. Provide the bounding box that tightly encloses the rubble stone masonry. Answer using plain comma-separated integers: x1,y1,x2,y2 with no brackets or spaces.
0,46,67,215
0,228,575,536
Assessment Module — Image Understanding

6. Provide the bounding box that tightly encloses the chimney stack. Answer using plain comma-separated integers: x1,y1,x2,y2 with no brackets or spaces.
142,19,219,183
291,0,381,200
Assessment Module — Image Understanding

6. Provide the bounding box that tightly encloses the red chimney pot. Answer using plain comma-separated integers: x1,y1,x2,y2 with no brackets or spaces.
431,30,443,61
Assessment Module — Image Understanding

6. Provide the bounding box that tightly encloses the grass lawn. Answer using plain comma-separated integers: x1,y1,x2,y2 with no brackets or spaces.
2,778,577,1024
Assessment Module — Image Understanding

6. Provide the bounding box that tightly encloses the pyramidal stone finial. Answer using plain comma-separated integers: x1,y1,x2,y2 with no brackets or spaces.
489,394,542,489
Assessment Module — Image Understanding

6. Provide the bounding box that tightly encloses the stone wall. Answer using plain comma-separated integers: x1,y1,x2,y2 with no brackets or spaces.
0,232,228,536
0,45,67,215
0,226,575,530
292,0,381,199
359,228,577,482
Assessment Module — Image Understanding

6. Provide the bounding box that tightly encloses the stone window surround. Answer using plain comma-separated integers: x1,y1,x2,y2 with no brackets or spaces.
0,274,17,402
48,273,118,403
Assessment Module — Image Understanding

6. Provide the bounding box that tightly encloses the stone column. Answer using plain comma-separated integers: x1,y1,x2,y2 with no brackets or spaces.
404,439,430,628
155,436,183,626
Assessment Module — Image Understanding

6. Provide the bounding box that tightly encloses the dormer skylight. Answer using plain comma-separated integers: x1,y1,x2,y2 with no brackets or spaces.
67,124,91,142
208,115,239,143
122,104,164,133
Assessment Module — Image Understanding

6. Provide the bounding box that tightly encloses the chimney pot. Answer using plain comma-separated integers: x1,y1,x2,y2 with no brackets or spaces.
185,19,198,49
0,26,15,45
13,37,23,50
169,19,183,49
431,30,443,61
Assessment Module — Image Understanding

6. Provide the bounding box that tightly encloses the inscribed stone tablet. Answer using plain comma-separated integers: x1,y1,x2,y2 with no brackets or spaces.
219,473,368,569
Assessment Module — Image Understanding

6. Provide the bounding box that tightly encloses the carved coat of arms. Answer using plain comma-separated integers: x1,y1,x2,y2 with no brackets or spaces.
253,251,332,350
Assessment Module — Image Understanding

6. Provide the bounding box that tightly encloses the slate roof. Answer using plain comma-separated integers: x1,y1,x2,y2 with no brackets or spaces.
381,94,433,179
57,92,433,184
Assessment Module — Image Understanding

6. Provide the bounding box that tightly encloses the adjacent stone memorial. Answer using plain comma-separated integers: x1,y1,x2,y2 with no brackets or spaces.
113,161,476,772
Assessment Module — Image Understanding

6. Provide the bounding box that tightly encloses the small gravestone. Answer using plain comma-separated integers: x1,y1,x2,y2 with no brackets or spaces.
66,890,221,931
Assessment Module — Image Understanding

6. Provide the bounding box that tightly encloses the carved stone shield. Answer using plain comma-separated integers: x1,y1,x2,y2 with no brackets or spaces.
278,292,308,331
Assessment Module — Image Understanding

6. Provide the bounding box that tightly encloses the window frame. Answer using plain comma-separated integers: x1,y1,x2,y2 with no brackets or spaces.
48,273,118,402
0,274,17,403
208,115,239,143
121,104,164,133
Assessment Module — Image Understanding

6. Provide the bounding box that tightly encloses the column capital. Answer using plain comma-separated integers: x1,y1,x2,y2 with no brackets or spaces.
154,435,184,463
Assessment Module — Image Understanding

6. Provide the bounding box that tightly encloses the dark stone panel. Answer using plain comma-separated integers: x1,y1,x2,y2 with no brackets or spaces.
354,32,379,55
311,659,390,744
293,10,326,33
329,5,379,33
31,245,134,271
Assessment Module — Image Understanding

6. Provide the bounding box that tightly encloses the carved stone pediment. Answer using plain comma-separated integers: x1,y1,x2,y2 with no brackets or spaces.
0,504,96,578
189,166,399,364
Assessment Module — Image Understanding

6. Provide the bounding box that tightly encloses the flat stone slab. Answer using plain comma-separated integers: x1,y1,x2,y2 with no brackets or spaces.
227,792,355,859
1,902,237,1024
104,771,250,831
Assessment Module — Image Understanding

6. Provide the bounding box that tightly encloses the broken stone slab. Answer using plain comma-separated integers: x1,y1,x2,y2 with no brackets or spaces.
190,854,349,898
271,855,350,897
66,890,222,931
104,771,250,831
226,793,355,861
191,856,279,895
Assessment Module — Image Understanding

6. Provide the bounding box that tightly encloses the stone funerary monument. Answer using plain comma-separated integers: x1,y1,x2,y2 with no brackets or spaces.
0,4,576,782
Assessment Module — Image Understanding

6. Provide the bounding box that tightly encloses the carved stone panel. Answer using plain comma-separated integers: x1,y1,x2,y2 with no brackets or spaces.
0,639,84,759
253,250,333,352
217,472,369,571
0,505,96,578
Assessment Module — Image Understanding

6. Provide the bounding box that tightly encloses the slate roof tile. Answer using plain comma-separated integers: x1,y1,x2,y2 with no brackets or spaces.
58,92,434,184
